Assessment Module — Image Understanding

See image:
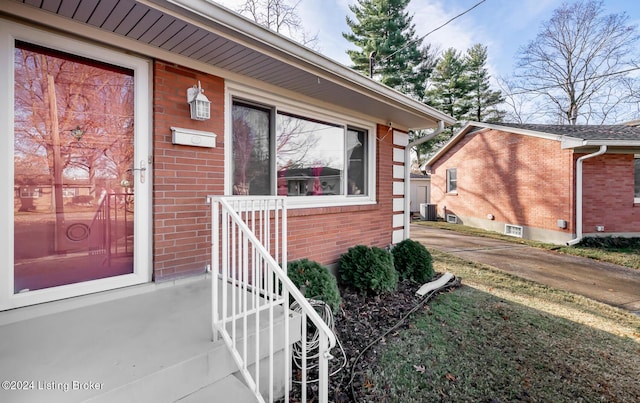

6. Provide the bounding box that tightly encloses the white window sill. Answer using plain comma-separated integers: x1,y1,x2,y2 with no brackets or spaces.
285,196,376,210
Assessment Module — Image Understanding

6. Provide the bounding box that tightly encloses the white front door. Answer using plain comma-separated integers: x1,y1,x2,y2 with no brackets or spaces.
0,20,152,310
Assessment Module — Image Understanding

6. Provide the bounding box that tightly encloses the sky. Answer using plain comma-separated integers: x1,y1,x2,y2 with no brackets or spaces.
213,0,640,82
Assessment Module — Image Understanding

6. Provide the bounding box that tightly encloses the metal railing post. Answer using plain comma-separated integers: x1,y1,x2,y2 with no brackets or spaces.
208,196,335,403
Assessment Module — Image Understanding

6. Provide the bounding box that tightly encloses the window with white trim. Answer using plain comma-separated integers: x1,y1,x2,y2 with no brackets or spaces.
634,154,639,203
446,168,457,193
62,188,78,198
19,187,40,198
231,97,371,202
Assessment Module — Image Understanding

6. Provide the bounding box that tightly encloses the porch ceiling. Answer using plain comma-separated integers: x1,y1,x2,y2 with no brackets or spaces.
6,0,455,130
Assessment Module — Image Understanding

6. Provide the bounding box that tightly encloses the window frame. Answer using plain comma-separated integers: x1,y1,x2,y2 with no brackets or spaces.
446,168,457,194
62,188,78,198
19,187,41,198
1,18,152,310
226,84,376,208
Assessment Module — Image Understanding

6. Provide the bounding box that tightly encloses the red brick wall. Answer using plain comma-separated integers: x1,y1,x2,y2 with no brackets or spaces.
582,153,640,233
287,124,396,265
430,129,575,233
153,61,225,280
152,61,396,279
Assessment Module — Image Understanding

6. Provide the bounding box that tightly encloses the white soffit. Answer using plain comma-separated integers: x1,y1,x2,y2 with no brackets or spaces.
4,0,455,130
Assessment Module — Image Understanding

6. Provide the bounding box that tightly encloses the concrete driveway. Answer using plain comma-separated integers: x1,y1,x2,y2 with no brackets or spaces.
410,224,640,315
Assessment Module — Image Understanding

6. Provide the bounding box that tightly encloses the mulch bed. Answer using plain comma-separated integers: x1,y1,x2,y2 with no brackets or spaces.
289,279,434,402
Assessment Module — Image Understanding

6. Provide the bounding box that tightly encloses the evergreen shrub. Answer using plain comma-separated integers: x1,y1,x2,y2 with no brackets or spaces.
579,236,640,250
287,259,341,313
339,245,398,294
391,239,434,283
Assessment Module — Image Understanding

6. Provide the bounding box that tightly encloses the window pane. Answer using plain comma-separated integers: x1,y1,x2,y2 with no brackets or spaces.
635,158,640,199
14,42,135,292
447,168,457,193
232,102,271,195
347,128,367,195
276,112,344,196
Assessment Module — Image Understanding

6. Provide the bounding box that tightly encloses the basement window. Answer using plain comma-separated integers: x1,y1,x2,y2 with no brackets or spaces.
504,224,523,238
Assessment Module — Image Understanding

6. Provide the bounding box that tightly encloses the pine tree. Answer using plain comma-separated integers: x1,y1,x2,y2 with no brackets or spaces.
425,48,471,135
343,0,436,100
413,48,471,163
464,44,504,123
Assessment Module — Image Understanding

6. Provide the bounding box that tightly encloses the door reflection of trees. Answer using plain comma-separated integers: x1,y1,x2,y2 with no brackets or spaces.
13,41,135,292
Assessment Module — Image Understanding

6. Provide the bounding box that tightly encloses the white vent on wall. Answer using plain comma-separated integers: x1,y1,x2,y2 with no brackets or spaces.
446,214,458,224
504,224,523,238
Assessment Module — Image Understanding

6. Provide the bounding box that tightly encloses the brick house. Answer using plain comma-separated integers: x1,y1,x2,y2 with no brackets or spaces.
0,0,454,311
0,1,455,400
426,122,640,244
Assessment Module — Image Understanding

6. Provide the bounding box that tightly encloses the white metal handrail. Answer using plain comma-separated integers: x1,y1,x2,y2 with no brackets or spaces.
207,196,336,403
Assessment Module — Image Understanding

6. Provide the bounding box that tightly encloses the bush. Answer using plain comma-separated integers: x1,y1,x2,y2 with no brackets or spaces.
339,245,398,294
391,239,434,283
579,236,640,250
287,259,341,313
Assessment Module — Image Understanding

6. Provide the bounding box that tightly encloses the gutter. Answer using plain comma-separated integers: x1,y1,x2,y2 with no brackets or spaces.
567,145,608,245
403,121,446,240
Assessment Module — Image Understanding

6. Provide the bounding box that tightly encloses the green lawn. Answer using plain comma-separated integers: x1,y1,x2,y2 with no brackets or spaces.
362,248,640,402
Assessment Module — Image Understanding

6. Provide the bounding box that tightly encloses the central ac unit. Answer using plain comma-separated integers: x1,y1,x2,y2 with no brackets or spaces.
419,203,437,221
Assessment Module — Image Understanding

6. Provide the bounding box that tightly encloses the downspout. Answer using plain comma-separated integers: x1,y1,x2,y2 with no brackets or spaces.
403,121,445,240
567,145,607,245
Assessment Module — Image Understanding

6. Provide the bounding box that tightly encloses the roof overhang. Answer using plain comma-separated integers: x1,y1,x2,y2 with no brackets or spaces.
424,122,547,167
426,121,640,167
560,138,640,149
1,0,455,131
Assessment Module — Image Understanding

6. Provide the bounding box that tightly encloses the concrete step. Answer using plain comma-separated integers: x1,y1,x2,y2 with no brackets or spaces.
176,374,258,403
85,338,237,403
0,278,236,403
0,276,298,403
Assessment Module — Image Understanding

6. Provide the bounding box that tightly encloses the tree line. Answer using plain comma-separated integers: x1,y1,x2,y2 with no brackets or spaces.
230,0,640,163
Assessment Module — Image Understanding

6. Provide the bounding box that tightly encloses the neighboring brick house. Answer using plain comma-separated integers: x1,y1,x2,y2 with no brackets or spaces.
0,1,454,311
426,122,640,245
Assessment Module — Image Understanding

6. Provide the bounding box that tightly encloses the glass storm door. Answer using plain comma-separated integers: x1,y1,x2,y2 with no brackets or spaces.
8,38,150,304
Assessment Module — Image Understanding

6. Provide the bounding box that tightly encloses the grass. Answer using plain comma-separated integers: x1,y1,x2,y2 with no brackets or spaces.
363,247,640,402
415,220,640,271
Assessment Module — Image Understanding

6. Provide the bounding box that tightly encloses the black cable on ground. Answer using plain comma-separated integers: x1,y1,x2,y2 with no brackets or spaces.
348,275,462,402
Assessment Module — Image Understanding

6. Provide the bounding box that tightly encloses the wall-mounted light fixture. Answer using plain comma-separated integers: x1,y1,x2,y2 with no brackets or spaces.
187,81,210,121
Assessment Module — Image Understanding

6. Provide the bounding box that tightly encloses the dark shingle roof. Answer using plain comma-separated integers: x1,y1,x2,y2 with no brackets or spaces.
493,123,640,141
427,121,640,166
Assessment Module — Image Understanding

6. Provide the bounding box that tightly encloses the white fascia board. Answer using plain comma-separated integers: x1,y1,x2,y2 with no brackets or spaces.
156,0,455,128
560,137,587,149
426,121,567,167
424,123,478,167
466,121,564,142
561,139,640,149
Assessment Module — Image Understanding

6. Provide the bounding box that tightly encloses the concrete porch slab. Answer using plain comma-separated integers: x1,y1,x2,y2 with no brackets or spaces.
0,277,236,403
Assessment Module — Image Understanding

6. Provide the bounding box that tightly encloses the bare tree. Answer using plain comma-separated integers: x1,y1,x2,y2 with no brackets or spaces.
495,76,549,124
236,0,318,48
514,0,640,125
